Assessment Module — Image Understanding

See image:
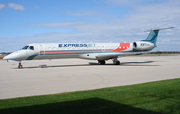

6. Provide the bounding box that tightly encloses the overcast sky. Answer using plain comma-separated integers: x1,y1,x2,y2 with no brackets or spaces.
0,0,179,52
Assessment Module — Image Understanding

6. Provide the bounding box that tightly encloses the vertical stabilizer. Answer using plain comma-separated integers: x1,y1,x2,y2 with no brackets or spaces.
142,27,174,46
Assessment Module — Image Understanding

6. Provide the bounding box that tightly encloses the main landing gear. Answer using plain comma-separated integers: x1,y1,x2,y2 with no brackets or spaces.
18,63,23,69
98,60,105,65
113,58,120,65
98,58,120,65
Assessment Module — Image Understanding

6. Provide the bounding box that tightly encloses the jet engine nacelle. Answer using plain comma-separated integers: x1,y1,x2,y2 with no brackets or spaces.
133,41,154,51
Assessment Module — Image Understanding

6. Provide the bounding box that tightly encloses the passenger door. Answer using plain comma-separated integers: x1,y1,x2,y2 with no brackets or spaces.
39,44,45,55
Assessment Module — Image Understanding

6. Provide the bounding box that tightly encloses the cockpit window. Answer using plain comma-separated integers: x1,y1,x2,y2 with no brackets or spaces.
29,46,34,50
22,46,29,50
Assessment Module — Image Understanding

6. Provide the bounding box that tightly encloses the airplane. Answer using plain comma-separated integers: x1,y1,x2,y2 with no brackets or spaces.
3,27,174,69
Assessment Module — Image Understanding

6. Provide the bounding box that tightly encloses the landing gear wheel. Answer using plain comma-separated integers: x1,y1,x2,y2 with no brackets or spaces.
18,63,23,69
98,60,105,65
115,61,120,65
113,58,120,65
18,65,23,69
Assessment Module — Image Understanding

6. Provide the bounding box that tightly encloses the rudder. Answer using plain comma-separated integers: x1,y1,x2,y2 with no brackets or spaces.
143,30,159,46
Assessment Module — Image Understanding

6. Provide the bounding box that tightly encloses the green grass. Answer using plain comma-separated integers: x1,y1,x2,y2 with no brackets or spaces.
0,78,180,114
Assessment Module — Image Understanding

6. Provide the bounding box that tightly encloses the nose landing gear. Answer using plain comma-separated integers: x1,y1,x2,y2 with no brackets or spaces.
18,63,23,69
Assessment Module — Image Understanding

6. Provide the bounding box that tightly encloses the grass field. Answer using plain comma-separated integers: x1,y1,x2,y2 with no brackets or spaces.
0,78,180,114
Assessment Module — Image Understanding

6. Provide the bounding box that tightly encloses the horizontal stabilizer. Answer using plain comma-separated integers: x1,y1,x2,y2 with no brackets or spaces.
144,27,175,32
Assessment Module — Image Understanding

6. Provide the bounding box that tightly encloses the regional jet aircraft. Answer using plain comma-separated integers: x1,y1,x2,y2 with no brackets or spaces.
3,27,174,68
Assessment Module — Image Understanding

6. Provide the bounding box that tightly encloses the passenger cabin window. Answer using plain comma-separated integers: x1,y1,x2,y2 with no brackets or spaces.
29,46,34,50
22,46,29,50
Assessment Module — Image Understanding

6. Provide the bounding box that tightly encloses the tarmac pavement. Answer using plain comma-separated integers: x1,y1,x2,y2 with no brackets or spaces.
0,55,180,99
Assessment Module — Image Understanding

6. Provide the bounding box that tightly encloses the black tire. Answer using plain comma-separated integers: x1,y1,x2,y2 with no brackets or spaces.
18,65,23,69
115,61,120,65
98,60,105,65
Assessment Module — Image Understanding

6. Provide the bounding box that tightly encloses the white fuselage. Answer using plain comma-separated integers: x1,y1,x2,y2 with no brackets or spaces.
4,42,136,61
3,27,174,68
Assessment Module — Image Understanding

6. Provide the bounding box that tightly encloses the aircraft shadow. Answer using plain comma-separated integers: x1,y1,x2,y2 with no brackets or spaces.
89,61,159,66
20,64,91,69
119,61,159,66
0,97,162,114
14,61,158,69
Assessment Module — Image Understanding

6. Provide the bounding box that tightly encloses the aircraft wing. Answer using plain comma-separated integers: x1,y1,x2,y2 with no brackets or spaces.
96,52,143,60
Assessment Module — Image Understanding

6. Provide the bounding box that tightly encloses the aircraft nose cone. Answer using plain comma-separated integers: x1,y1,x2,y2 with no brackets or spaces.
3,54,11,60
3,52,18,60
3,56,7,60
3,51,25,60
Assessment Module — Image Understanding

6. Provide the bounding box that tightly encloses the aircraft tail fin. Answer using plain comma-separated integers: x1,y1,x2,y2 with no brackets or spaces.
142,27,174,46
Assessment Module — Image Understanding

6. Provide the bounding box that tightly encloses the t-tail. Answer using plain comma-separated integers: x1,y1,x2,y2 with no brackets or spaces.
143,27,174,46
133,27,174,51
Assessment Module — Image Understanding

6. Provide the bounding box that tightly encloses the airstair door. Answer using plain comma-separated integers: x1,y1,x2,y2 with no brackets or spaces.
39,44,45,55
